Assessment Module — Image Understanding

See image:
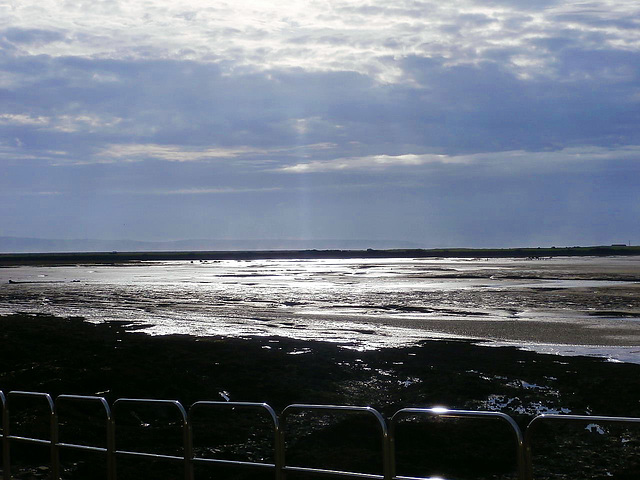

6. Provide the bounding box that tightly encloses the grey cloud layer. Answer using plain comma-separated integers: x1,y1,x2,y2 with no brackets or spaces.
1,46,638,165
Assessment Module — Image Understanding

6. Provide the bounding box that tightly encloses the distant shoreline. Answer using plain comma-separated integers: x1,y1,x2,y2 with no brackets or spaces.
0,244,638,265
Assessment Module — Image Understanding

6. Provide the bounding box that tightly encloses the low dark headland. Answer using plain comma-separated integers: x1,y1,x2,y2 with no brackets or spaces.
1,313,639,479
1,244,639,265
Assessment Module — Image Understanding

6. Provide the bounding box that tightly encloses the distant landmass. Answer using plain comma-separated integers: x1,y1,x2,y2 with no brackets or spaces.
0,236,423,254
1,243,638,266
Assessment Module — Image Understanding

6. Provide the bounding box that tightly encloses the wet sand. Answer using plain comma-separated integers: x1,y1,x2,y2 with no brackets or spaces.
390,314,640,347
2,257,640,365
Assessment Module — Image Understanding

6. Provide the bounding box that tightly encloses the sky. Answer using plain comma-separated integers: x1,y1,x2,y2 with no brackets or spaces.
1,0,639,248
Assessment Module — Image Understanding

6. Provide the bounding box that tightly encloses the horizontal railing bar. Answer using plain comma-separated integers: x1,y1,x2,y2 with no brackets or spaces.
8,391,54,399
114,398,187,413
283,465,385,479
115,449,184,462
284,404,381,412
56,394,112,420
528,413,640,426
394,476,453,480
191,457,275,469
7,391,56,416
57,442,107,453
191,401,275,409
391,407,524,444
282,403,387,431
189,400,279,428
115,398,185,405
6,435,50,445
57,394,109,402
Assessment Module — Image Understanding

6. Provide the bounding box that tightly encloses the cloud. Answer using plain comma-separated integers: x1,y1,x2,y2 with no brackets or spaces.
0,113,123,133
95,144,261,163
0,36,638,160
112,186,285,196
59,142,337,166
277,146,640,173
1,49,639,167
278,153,464,172
0,113,49,126
0,189,61,197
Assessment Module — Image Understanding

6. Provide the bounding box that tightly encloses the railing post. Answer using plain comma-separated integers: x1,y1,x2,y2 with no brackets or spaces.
107,414,116,480
524,425,534,480
388,416,396,480
382,419,392,480
275,418,285,480
50,403,59,480
1,391,9,480
183,417,193,480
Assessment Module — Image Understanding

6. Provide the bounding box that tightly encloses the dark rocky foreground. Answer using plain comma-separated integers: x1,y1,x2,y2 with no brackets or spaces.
1,313,639,479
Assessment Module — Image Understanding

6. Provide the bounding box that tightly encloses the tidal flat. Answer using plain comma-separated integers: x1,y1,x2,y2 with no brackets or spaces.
1,256,639,359
1,255,640,479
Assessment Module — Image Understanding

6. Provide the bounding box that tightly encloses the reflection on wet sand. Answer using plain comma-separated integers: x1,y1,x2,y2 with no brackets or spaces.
1,256,639,362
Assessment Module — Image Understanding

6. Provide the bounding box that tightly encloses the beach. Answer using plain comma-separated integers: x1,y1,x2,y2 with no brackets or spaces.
1,256,639,360
1,255,640,479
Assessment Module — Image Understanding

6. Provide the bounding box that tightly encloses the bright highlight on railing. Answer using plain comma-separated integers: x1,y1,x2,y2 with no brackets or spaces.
1,389,639,480
429,407,449,414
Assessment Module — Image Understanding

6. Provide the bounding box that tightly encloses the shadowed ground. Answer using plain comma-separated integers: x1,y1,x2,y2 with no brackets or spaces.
1,313,639,479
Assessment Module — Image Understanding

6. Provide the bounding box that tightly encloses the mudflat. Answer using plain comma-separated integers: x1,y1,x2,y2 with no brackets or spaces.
2,256,640,360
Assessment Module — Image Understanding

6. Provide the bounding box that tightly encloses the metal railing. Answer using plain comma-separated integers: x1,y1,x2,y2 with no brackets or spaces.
524,413,640,480
189,400,279,475
280,404,391,480
390,407,526,480
1,389,639,480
